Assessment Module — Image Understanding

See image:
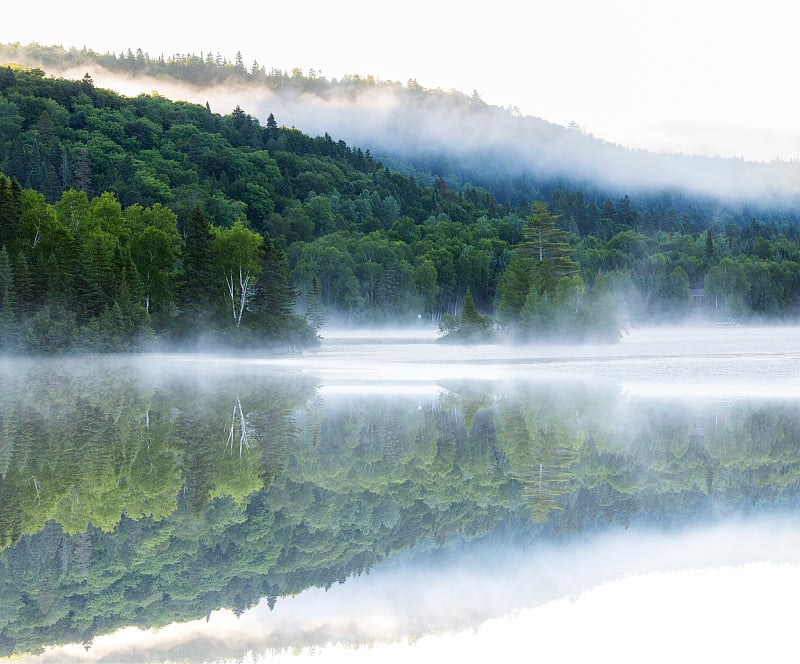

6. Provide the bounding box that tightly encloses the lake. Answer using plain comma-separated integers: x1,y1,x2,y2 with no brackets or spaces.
2,325,800,663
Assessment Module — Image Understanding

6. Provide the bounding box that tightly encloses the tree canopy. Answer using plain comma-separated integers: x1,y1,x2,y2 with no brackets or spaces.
2,63,800,351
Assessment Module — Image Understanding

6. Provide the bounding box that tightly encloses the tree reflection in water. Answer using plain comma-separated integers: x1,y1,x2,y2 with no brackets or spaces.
2,356,800,657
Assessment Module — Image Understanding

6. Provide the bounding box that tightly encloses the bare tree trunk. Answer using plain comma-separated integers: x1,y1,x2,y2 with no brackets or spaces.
237,266,250,328
225,267,252,328
226,397,250,456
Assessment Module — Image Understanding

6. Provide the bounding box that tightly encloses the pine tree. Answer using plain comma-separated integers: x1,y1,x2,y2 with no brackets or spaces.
76,148,92,195
179,206,216,322
0,175,23,252
459,288,493,338
305,275,324,333
522,201,578,280
496,251,534,326
705,227,715,262
251,237,297,335
0,245,18,348
265,113,278,141
439,288,493,341
13,251,32,316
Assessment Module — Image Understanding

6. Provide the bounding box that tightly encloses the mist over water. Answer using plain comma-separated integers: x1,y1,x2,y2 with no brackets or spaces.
256,324,800,396
5,325,800,663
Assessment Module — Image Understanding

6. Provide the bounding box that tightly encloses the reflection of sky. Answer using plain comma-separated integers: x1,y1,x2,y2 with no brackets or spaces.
12,326,800,663
166,325,800,397
26,518,800,663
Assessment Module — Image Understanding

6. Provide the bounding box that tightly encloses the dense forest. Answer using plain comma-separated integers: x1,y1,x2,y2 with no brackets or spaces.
2,359,800,656
2,59,800,351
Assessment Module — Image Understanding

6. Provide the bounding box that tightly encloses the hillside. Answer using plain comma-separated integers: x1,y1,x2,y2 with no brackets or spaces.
4,43,800,209
2,58,800,354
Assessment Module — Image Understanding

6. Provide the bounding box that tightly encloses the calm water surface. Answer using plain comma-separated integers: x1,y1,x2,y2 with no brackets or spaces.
2,326,800,663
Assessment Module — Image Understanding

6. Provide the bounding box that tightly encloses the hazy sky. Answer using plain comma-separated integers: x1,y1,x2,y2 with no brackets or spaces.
3,0,799,161
24,518,800,663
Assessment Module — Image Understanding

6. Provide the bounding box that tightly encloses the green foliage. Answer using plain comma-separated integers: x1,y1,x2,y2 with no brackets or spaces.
438,288,494,342
2,362,800,656
2,60,800,347
0,245,18,349
305,274,325,332
522,201,578,279
495,250,534,326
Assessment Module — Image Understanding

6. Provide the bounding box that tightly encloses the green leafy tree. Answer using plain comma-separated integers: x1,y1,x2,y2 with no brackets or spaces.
127,203,182,319
213,220,263,329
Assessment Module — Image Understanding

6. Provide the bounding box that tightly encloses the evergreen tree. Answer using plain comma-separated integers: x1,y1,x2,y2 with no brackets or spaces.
179,206,216,325
438,288,493,341
76,148,92,196
12,252,32,317
0,175,23,252
496,251,534,326
0,245,17,349
522,201,578,279
251,237,297,335
305,275,324,333
265,113,278,140
459,288,493,336
705,227,715,263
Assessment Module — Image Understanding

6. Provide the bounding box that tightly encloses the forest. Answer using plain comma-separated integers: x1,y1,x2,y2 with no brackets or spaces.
2,59,800,351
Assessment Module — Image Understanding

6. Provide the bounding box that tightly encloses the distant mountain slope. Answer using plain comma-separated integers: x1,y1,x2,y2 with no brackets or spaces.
3,43,798,208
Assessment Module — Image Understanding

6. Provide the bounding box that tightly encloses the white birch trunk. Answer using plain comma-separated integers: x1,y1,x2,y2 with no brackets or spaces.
225,267,252,328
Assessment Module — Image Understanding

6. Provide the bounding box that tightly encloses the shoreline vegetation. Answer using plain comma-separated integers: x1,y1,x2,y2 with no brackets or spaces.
1,62,800,353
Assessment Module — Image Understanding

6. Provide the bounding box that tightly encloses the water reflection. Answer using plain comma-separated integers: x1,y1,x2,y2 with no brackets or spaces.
1,339,800,661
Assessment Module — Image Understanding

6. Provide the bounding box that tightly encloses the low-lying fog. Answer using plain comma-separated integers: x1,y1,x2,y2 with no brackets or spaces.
200,324,800,397
42,63,800,204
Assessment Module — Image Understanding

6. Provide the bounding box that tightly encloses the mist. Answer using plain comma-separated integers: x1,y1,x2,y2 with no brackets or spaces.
34,61,800,206
20,516,800,663
270,324,800,394
4,324,800,662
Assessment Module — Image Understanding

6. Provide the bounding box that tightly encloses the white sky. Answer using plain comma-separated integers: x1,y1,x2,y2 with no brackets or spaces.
2,0,799,161
24,518,800,663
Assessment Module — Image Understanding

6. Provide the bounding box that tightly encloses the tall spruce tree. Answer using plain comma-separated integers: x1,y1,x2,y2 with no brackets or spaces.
522,201,578,279
0,245,17,349
251,237,297,335
496,251,534,326
179,206,216,324
0,175,23,252
305,275,324,333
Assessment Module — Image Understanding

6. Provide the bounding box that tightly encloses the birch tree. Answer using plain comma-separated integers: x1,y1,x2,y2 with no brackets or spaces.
213,220,262,328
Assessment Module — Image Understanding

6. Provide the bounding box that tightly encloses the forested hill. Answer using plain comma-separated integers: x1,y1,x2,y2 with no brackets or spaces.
2,62,800,354
4,42,800,209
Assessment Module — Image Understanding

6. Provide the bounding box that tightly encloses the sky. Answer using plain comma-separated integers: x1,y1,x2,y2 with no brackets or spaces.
3,0,800,162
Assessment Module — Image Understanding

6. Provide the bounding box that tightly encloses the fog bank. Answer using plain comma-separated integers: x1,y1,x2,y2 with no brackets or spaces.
33,62,800,205
242,325,800,395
